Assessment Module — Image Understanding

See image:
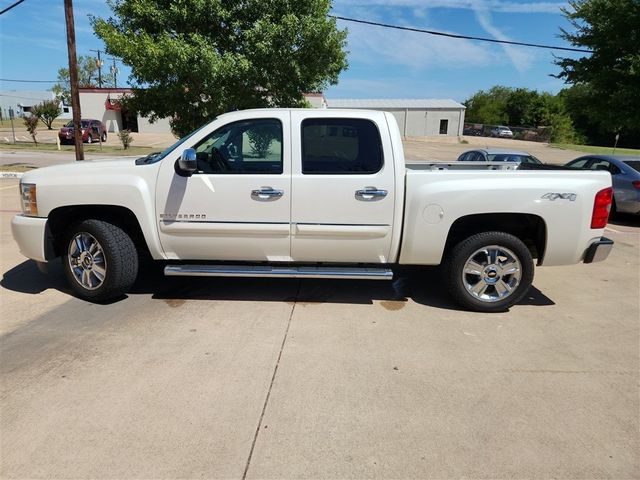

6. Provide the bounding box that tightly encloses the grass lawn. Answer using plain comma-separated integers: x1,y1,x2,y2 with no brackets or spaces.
0,141,156,157
0,117,68,132
551,143,640,156
0,163,38,172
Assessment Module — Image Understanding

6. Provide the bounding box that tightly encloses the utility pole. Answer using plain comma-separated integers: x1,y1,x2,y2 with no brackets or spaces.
110,58,119,88
90,49,104,88
64,0,84,160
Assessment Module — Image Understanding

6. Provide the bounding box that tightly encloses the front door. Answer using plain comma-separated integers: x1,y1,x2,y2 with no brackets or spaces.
290,111,396,263
155,112,291,261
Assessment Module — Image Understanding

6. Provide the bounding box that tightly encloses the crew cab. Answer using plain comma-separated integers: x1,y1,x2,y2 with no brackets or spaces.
12,109,614,312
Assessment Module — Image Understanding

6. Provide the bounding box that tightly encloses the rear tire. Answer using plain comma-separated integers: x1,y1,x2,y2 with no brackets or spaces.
101,132,107,142
62,219,138,302
86,135,92,144
445,231,534,312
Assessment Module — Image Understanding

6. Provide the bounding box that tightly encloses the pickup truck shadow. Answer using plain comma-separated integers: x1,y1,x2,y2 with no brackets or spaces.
2,260,555,311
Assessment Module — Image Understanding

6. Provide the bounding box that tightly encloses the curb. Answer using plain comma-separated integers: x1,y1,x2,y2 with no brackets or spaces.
0,172,24,178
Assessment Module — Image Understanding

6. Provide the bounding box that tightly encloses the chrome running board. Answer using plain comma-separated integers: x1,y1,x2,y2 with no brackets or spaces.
164,264,393,280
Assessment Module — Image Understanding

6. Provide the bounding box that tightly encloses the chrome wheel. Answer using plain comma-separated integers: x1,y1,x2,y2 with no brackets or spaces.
462,245,522,303
68,232,107,290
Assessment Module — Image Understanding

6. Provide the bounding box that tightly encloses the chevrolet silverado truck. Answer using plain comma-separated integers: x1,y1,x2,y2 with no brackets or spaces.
11,109,614,312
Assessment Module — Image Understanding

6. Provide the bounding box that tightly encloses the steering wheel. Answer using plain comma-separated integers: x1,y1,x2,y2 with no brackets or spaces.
211,147,232,171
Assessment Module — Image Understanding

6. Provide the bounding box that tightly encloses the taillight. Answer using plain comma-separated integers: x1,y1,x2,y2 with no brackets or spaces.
591,187,613,229
632,181,640,189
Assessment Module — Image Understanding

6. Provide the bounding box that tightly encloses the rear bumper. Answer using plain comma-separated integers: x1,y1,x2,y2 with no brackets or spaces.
11,215,49,263
583,237,614,264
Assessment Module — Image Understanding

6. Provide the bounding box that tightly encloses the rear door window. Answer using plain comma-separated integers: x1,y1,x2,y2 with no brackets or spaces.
589,159,620,174
567,158,590,169
301,118,383,174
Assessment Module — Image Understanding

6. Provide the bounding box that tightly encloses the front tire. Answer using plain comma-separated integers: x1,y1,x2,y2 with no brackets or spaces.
445,231,534,312
62,219,138,302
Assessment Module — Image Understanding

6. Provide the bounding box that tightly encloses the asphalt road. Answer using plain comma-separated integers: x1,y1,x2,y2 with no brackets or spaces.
1,177,638,478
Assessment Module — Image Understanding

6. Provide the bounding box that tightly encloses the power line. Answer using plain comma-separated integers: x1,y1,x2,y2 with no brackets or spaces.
0,78,57,83
330,15,593,54
0,0,26,16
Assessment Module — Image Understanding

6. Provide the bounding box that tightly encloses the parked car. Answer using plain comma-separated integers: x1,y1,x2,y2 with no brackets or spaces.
59,119,107,144
457,148,542,165
12,109,614,312
565,155,640,215
490,126,514,138
462,127,483,136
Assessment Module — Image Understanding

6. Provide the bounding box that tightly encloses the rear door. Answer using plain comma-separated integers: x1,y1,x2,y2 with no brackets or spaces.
290,111,396,263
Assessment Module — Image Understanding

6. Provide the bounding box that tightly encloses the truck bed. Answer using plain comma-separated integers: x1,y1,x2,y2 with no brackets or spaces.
405,161,574,171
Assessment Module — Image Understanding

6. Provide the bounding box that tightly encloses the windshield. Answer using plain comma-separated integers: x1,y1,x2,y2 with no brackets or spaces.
487,154,541,164
623,161,640,172
149,122,211,163
64,120,90,128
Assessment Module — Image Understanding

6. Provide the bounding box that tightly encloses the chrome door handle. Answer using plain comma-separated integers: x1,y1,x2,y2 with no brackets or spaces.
355,187,388,199
251,187,284,198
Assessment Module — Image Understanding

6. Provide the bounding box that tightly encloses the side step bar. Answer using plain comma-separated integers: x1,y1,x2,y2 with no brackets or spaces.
164,264,393,280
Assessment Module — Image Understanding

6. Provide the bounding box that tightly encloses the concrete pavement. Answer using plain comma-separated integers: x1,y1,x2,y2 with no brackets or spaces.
1,176,638,478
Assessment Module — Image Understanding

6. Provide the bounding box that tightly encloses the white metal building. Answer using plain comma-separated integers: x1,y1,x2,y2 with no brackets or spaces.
0,90,71,120
326,98,466,137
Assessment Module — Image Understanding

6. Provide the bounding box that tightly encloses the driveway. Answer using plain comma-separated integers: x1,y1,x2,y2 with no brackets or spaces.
1,176,638,478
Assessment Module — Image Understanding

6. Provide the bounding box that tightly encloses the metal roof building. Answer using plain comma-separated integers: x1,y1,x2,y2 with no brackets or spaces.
326,98,466,137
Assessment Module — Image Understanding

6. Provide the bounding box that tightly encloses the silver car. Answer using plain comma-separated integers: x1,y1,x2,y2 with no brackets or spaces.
457,148,542,165
566,155,640,215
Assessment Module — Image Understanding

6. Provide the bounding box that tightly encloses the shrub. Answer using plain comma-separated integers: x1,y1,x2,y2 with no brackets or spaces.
23,115,39,146
117,129,133,149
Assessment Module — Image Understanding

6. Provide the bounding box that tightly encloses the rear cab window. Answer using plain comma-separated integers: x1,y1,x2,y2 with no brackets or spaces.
301,118,383,174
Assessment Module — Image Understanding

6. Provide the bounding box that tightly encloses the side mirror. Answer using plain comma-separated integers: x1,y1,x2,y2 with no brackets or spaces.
176,148,197,176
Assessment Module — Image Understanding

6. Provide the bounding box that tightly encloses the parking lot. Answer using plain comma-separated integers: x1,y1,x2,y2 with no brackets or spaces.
1,166,638,477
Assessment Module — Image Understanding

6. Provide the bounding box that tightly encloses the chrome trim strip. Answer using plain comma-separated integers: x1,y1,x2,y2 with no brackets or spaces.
164,264,394,280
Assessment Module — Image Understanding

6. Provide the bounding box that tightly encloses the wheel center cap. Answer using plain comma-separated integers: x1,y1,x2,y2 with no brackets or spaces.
484,266,500,284
80,252,93,269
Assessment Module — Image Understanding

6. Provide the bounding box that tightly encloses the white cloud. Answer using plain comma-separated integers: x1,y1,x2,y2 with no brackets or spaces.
341,19,501,71
335,0,566,15
471,5,534,72
334,0,544,72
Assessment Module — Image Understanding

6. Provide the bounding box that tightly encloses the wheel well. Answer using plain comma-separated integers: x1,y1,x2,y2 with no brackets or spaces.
47,205,150,258
444,213,547,263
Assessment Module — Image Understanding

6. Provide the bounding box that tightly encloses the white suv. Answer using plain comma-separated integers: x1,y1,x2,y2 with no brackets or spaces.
491,126,514,138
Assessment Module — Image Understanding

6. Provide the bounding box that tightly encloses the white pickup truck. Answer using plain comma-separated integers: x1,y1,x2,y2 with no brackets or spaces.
12,108,614,312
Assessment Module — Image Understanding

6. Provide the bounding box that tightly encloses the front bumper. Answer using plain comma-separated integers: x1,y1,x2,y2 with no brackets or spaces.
11,215,49,263
583,237,614,264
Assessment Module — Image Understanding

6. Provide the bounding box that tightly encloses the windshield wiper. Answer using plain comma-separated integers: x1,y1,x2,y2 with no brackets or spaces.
135,152,161,165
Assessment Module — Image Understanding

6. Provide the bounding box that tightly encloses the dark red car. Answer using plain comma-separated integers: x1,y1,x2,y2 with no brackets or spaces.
59,119,107,144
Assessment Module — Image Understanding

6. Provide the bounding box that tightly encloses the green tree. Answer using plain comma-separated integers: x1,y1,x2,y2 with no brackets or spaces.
504,88,539,126
92,0,348,137
31,100,62,130
51,55,116,104
555,0,640,144
463,86,511,125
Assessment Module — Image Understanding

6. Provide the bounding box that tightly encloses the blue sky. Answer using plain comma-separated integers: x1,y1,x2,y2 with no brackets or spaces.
0,0,582,103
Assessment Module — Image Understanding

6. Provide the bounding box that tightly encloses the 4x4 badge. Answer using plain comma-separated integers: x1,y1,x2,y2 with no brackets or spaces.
541,193,577,201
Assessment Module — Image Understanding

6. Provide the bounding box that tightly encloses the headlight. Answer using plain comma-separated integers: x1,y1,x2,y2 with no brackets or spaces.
20,183,38,216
